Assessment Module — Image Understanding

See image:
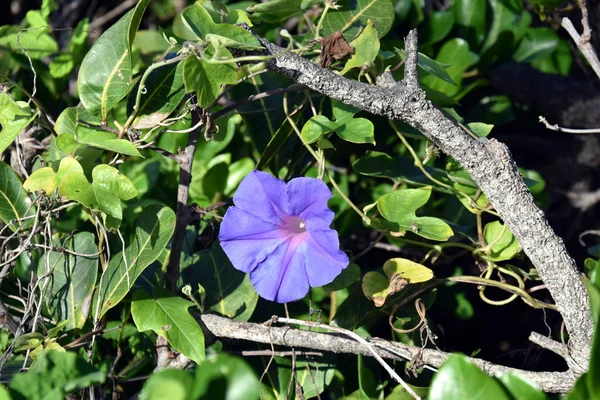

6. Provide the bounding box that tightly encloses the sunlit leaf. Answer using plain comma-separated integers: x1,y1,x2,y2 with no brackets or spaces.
131,287,205,364
482,221,521,261
341,20,380,74
0,93,37,155
78,0,151,119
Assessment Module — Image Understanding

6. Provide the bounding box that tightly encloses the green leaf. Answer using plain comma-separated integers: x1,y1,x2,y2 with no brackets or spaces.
421,38,479,97
481,0,529,54
58,163,138,223
513,28,559,63
13,333,44,352
182,51,237,108
225,157,255,196
182,3,261,49
0,11,58,59
54,106,125,157
446,158,477,187
416,52,454,85
129,55,186,129
583,281,600,399
0,93,37,154
24,166,59,195
49,53,74,79
0,161,34,232
420,11,454,44
37,232,98,330
42,0,59,19
131,287,205,364
467,122,494,137
376,187,454,241
353,151,451,187
9,351,105,399
94,205,176,318
321,0,395,41
296,358,336,398
40,163,74,196
362,270,391,307
181,243,258,322
301,115,338,144
567,375,592,400
304,101,375,145
341,20,380,74
396,48,455,85
429,354,510,400
498,372,546,400
202,162,229,199
77,0,151,119
247,0,304,23
139,369,194,400
74,129,142,157
324,263,360,292
335,117,375,144
256,115,299,171
54,106,101,137
469,95,514,125
362,258,433,306
189,353,259,399
453,0,486,49
483,221,521,261
384,258,434,283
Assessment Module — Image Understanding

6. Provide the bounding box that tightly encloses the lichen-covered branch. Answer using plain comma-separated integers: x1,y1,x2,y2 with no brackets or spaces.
200,314,576,393
240,28,592,373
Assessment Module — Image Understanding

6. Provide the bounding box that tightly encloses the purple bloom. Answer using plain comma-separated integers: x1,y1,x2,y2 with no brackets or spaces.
218,170,349,303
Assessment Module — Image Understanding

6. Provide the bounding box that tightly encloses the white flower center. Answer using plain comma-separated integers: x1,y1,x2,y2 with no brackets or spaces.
283,216,307,234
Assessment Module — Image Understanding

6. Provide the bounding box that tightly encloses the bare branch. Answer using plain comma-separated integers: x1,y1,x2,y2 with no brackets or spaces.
200,314,576,393
562,16,600,80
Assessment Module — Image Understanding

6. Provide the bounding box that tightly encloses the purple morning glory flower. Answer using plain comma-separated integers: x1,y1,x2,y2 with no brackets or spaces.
218,170,349,303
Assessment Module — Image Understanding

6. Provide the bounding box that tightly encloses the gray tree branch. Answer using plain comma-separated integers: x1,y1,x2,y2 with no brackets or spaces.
238,28,592,374
200,314,576,393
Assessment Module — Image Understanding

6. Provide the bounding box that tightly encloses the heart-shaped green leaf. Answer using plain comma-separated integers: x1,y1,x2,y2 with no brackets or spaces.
131,288,205,364
483,221,521,261
376,187,454,241
362,258,433,306
58,161,138,224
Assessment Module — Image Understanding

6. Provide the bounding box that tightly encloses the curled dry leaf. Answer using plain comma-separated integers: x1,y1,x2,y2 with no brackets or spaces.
320,31,353,68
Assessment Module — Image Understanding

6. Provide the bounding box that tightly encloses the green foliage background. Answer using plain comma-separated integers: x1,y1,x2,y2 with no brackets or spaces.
0,0,598,398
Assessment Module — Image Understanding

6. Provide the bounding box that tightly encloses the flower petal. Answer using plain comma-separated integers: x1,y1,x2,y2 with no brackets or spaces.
302,230,349,287
250,235,310,302
286,177,334,230
233,170,289,224
219,207,290,273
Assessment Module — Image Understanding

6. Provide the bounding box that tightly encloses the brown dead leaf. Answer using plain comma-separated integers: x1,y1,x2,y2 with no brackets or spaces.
388,273,410,297
320,31,353,68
